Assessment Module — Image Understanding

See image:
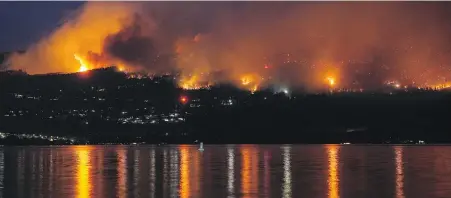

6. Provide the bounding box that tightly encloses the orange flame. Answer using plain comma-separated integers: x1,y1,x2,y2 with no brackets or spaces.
74,54,90,73
326,76,336,86
240,74,261,92
180,75,200,90
178,73,212,90
241,76,252,85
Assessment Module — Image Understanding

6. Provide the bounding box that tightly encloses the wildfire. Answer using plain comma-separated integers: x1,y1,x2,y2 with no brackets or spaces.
240,74,262,92
241,76,252,85
326,76,335,86
179,74,210,90
430,82,451,90
180,75,199,90
74,54,89,73
79,65,88,73
251,85,258,93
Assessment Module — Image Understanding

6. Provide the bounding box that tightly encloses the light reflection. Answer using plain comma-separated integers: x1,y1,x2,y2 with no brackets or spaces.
76,146,91,198
117,148,127,198
150,150,156,198
17,150,25,198
95,150,104,198
241,147,251,198
263,151,270,198
395,146,405,198
39,151,44,198
163,150,168,197
227,147,235,198
31,152,36,184
327,145,340,198
282,146,292,198
133,150,140,198
0,149,3,191
180,146,190,198
241,146,258,198
170,149,179,198
49,149,54,194
192,148,201,198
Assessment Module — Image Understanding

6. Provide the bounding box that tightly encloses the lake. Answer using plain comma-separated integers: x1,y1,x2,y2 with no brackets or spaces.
1,145,451,198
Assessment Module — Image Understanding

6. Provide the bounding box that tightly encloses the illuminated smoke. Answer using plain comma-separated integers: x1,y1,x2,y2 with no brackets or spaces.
8,2,139,74
7,2,451,91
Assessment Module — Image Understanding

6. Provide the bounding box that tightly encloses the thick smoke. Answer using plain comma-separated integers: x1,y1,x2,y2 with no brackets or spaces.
103,14,160,71
7,2,140,74
8,2,451,90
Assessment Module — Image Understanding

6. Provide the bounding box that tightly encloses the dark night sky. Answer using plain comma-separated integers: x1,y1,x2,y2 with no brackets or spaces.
0,2,84,52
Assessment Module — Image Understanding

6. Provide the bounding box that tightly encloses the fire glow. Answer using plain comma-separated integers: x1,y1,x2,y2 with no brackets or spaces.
74,54,89,73
178,74,211,90
5,2,451,93
180,96,188,104
327,77,336,87
240,74,262,92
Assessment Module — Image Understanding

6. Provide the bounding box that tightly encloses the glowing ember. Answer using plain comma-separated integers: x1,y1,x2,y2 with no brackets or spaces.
180,96,188,104
326,77,335,86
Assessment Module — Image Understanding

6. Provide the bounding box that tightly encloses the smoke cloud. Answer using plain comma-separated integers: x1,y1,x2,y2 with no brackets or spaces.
7,2,451,91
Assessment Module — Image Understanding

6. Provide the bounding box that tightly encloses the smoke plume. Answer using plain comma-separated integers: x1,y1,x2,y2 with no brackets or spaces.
8,2,451,91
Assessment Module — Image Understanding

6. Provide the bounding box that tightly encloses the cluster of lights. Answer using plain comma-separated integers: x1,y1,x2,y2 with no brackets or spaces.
0,132,77,143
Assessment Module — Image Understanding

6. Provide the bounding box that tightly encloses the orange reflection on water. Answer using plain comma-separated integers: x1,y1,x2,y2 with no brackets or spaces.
241,147,250,197
192,149,201,198
241,146,258,198
327,145,340,198
76,146,91,198
117,148,127,198
179,146,190,198
394,147,405,198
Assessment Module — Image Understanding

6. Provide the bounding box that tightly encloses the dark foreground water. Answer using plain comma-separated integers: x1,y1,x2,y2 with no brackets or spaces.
1,145,451,198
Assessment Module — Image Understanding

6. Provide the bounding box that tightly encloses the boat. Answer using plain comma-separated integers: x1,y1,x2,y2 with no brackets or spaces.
199,142,204,151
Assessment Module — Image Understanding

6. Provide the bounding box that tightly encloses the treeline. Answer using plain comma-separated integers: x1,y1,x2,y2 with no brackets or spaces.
1,68,451,144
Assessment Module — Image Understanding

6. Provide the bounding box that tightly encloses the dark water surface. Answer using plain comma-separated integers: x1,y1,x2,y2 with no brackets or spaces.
1,145,451,198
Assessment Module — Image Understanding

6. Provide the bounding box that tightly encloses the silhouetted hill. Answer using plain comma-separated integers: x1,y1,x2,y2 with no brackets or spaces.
1,68,451,144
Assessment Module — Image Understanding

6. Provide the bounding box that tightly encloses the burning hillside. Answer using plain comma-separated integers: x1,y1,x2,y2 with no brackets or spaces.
5,2,451,92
